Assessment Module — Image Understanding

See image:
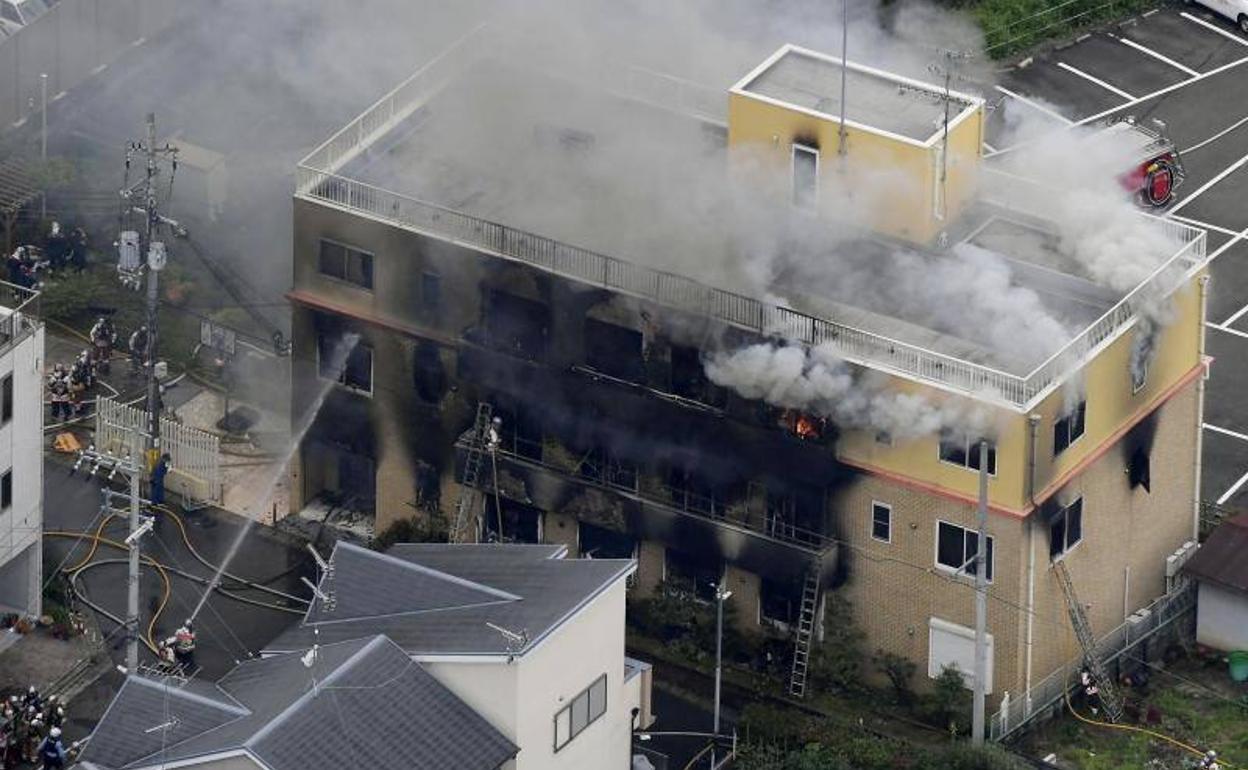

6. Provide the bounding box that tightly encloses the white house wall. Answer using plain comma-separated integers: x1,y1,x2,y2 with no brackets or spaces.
1196,582,1248,651
0,326,44,617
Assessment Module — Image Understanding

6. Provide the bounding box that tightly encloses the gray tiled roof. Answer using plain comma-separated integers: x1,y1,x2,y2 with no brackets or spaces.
79,636,517,770
262,543,634,657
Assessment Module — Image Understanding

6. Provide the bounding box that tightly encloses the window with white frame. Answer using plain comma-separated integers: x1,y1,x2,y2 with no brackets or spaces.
936,521,994,582
1053,401,1086,456
792,144,819,209
1049,498,1083,560
554,674,607,752
317,334,373,395
939,432,996,475
871,502,891,543
318,239,374,290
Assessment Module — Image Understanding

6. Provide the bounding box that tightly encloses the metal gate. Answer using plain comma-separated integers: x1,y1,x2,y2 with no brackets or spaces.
94,396,222,505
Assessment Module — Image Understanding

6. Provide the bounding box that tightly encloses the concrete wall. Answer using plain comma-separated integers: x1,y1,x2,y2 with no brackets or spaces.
726,84,982,245
422,658,520,741
1196,582,1248,652
0,0,185,130
0,325,43,616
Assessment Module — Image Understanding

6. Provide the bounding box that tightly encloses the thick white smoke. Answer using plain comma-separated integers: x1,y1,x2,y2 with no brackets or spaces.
704,342,990,441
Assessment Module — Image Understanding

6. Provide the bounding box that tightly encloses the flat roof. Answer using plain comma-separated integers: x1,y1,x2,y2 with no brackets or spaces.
298,44,1206,406
732,45,981,146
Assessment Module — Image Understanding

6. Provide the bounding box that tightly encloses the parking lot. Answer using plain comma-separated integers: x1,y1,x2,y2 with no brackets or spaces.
986,4,1248,509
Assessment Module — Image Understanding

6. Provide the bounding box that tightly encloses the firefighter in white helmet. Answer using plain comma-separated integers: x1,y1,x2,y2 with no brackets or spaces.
166,620,196,671
1199,750,1220,770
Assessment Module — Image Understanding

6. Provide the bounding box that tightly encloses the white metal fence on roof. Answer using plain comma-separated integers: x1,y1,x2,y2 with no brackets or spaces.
295,35,1209,410
94,396,222,505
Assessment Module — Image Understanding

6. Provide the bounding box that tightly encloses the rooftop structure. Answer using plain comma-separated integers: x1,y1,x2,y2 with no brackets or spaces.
732,44,979,145
296,32,1207,410
77,635,518,770
264,541,634,656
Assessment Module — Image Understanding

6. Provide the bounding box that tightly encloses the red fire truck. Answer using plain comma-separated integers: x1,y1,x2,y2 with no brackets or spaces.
1108,117,1186,208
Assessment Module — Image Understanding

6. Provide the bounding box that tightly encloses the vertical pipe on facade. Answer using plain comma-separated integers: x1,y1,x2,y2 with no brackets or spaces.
1024,413,1041,716
1193,275,1210,542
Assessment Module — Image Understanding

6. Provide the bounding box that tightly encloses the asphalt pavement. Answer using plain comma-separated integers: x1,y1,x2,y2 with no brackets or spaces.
986,4,1248,510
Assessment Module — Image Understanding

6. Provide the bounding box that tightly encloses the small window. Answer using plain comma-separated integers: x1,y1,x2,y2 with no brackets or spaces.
318,335,373,395
318,239,373,290
792,144,819,209
871,502,892,543
936,521,994,582
1,374,11,424
1128,447,1151,492
1053,401,1087,456
1049,498,1083,560
939,433,996,475
420,272,441,315
584,319,645,382
1131,361,1147,394
554,674,607,752
1,469,11,510
875,430,894,447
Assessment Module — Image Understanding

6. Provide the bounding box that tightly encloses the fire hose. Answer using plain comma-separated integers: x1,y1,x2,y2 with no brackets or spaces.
1063,668,1240,769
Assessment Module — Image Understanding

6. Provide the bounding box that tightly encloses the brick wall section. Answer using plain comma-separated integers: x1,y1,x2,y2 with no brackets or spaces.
635,541,666,597
544,511,580,552
830,375,1198,705
723,564,762,634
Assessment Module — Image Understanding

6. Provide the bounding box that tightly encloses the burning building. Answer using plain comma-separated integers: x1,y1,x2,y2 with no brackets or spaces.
286,27,1209,715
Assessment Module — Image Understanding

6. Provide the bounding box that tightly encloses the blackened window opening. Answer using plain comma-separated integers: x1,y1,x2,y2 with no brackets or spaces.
318,239,374,290
760,578,801,626
579,522,636,560
1128,446,1151,492
484,498,542,544
413,342,446,404
579,446,638,491
585,318,645,382
665,548,722,602
1054,401,1087,456
666,467,730,519
670,344,725,406
318,334,372,394
491,404,544,462
485,290,549,361
1049,498,1083,560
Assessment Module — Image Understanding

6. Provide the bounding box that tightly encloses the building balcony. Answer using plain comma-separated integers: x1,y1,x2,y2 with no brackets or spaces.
454,434,837,585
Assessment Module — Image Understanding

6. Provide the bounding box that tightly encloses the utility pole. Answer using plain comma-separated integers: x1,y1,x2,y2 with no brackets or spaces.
972,439,990,746
929,50,972,223
120,114,179,461
74,427,150,672
836,0,849,160
711,582,732,768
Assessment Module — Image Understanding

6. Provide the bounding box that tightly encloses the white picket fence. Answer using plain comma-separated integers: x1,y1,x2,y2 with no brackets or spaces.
94,396,222,506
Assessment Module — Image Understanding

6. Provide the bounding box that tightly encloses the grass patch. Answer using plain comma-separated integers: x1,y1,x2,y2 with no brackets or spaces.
972,0,1158,58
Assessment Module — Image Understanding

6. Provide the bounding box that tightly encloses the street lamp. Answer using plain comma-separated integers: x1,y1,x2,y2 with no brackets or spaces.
711,583,732,768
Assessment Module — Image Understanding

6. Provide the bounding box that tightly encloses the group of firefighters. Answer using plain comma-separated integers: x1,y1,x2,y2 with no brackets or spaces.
0,687,73,770
1079,668,1223,769
6,223,89,293
47,315,151,423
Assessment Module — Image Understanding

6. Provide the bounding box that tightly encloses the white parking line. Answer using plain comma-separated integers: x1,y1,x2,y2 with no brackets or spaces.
1181,11,1248,46
1168,148,1248,214
1170,215,1240,237
994,85,1075,125
1057,61,1137,100
1206,423,1248,442
1113,34,1201,76
1208,322,1248,340
1077,53,1248,125
1218,469,1248,504
1223,302,1248,327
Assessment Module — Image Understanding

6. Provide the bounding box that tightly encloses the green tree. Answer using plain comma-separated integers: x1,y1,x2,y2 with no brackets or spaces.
872,648,918,706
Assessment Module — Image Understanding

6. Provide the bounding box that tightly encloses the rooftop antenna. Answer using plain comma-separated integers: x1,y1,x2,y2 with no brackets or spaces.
485,621,529,662
303,544,335,612
837,0,849,160
928,49,974,223
143,717,179,735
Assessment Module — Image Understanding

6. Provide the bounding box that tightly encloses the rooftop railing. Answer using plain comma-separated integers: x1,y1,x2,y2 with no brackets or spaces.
296,36,1209,411
0,282,40,356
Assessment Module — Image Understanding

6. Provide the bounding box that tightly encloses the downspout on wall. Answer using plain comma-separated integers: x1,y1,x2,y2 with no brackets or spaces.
1024,412,1041,718
1193,274,1210,542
